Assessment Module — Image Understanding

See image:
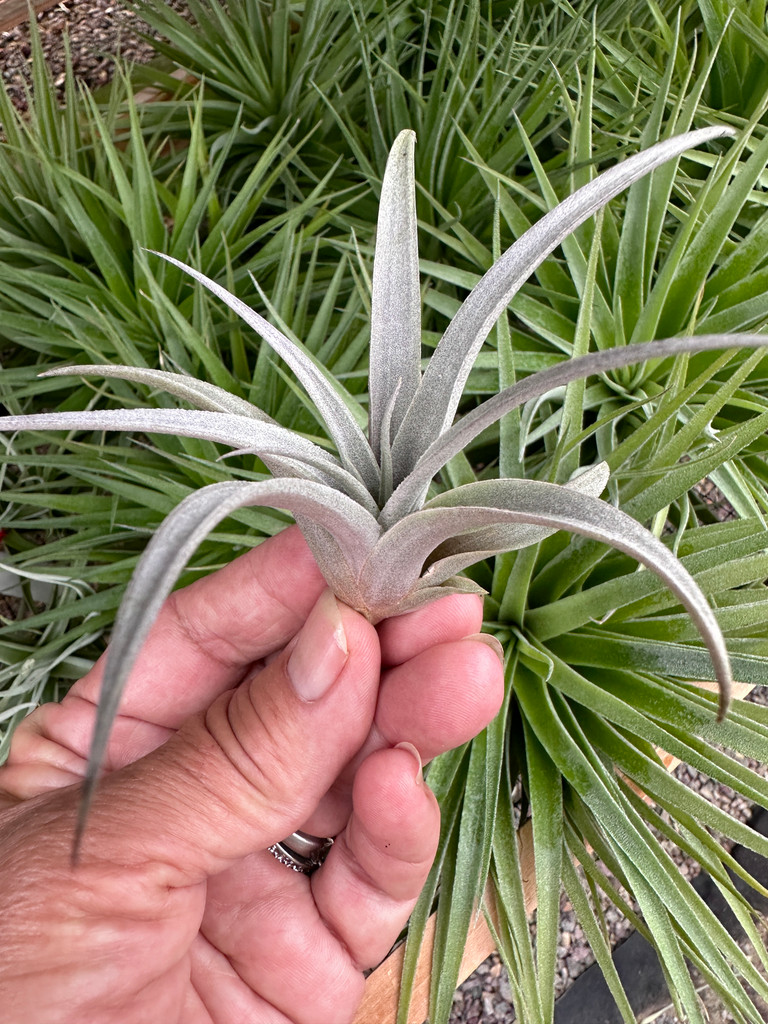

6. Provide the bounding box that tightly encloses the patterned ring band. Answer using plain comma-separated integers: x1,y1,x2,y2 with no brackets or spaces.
267,830,335,875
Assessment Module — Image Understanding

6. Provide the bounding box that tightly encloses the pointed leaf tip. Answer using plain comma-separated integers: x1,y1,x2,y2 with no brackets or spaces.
369,129,421,462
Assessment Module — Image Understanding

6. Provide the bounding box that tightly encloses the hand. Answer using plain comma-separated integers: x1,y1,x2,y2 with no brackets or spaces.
0,527,504,1024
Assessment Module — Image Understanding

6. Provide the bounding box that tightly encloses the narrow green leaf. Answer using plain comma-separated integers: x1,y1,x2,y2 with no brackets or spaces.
522,714,562,1023
560,855,636,1024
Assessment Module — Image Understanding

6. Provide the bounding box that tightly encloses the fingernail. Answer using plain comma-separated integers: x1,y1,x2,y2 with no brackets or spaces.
287,590,348,702
395,741,423,785
465,632,505,665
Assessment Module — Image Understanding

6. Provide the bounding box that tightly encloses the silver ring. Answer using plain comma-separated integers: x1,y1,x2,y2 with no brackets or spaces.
267,830,334,875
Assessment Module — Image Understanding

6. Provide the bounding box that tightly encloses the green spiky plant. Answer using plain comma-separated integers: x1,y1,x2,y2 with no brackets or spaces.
0,30,359,379
128,0,578,197
0,16,372,734
418,15,768,528
126,0,656,224
4,125,768,1024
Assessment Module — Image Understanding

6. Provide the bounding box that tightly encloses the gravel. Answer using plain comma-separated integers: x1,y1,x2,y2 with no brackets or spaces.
2,6,767,1023
0,1,175,110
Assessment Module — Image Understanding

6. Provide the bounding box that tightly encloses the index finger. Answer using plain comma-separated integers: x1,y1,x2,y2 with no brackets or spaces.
73,526,326,728
32,530,486,776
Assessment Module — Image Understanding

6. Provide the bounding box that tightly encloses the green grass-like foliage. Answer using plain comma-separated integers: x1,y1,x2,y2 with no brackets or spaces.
4,5,768,1022
4,123,768,1024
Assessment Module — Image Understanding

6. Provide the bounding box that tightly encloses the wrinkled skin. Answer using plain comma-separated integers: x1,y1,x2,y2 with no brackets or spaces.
0,528,504,1024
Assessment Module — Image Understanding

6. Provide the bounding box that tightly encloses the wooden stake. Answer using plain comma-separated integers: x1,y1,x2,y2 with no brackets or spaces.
0,0,62,35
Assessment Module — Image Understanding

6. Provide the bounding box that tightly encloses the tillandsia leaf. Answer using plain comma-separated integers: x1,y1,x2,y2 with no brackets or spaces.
364,479,732,716
0,408,376,507
377,379,402,508
368,129,421,462
39,364,272,420
148,252,381,494
72,475,382,857
415,463,610,588
390,125,736,483
381,333,768,525
381,575,489,619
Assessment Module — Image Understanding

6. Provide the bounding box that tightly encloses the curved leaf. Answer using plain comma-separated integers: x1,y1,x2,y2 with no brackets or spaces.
149,252,381,493
39,363,272,420
365,479,732,714
0,408,376,506
382,333,768,524
73,476,382,853
391,126,736,482
417,463,610,586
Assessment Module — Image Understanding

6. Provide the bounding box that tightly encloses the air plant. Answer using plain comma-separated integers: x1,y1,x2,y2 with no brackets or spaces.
2,125,767,843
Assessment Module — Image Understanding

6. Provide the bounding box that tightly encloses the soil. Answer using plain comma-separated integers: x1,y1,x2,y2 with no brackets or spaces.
0,1,177,110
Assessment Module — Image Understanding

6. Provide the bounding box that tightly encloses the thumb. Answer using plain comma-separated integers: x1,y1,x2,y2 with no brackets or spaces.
77,591,381,883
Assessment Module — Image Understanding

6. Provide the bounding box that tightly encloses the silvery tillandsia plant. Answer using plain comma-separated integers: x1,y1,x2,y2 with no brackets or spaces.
2,127,768,850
